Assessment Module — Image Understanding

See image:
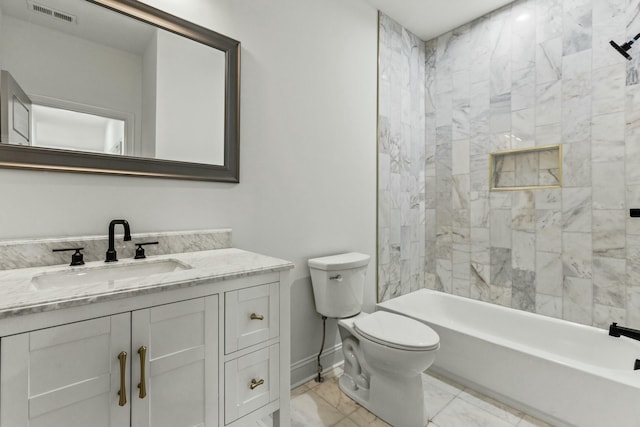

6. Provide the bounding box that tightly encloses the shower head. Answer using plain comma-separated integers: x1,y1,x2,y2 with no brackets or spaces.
610,40,633,60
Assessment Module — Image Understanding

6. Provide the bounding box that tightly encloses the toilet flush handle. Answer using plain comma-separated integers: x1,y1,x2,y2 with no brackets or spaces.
329,274,343,282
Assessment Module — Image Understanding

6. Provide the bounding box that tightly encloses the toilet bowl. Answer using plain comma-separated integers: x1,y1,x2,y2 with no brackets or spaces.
338,311,439,427
308,253,440,427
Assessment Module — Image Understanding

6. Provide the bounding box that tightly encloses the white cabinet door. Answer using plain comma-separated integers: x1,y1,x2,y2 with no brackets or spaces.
0,314,131,427
131,296,218,427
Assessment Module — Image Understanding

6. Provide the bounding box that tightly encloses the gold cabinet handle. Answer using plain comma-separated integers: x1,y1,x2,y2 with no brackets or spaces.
250,378,265,390
250,313,264,320
138,346,147,399
117,351,127,406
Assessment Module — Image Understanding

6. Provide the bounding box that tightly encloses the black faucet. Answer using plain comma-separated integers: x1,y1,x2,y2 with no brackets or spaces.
609,323,640,341
105,219,131,262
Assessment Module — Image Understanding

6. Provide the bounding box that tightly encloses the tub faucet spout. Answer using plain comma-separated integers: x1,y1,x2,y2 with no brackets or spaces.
609,323,640,341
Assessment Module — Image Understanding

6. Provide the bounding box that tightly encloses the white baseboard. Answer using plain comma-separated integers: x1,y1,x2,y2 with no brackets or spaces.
290,342,343,388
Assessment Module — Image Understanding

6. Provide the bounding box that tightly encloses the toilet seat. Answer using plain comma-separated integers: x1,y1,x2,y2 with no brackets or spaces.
354,311,439,351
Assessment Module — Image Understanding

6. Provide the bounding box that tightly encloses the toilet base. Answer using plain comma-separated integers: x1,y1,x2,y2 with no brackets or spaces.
338,374,369,408
338,370,427,427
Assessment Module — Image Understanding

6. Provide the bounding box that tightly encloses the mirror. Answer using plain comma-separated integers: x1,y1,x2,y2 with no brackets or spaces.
0,0,240,182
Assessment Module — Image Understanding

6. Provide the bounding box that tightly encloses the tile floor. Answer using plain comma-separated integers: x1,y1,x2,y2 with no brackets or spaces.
287,368,553,427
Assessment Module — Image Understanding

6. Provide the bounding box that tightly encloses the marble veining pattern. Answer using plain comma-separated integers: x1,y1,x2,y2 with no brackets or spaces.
283,369,551,427
378,13,426,302
0,229,232,270
0,248,293,319
379,0,640,330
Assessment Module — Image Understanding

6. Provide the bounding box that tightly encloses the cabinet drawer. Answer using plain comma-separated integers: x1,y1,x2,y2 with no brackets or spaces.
225,283,279,354
224,344,279,424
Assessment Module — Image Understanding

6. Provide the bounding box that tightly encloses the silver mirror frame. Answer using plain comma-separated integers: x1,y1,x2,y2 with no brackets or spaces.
0,0,240,182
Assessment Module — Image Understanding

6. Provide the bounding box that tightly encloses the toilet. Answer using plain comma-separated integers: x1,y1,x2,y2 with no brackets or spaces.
308,253,440,427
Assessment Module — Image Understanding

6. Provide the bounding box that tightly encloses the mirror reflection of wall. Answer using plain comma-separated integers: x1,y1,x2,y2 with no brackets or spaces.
0,1,143,154
145,31,225,165
0,0,226,166
0,4,4,71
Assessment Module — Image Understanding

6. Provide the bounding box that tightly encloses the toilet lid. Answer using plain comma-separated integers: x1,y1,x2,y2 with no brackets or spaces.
308,252,370,271
354,311,439,351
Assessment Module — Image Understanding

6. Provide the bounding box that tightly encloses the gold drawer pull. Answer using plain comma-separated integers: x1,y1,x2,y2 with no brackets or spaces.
138,346,147,399
250,378,265,390
250,313,264,320
117,351,127,406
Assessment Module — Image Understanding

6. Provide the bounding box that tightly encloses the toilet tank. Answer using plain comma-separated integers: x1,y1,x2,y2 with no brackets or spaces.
308,252,370,318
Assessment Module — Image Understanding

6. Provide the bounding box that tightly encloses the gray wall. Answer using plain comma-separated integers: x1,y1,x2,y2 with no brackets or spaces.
380,0,640,329
0,0,379,384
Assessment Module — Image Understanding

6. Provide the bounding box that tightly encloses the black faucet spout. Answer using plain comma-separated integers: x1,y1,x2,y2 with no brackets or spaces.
106,219,131,262
609,322,640,342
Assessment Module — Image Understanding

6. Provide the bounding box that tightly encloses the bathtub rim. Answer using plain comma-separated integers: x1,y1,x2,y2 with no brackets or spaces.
377,289,640,389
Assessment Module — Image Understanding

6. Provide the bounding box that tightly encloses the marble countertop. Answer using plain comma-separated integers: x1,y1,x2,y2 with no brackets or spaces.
0,248,294,319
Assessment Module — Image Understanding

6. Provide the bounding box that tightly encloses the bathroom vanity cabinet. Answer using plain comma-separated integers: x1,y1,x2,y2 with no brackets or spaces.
0,249,292,427
2,297,219,427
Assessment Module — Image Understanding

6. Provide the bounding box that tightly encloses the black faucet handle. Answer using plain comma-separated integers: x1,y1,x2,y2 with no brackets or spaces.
134,241,159,259
53,247,85,266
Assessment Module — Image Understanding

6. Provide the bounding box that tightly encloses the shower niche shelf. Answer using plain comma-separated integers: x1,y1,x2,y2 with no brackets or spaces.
490,144,562,191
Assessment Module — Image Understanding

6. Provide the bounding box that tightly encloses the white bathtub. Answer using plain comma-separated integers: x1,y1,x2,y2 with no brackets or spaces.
377,289,640,427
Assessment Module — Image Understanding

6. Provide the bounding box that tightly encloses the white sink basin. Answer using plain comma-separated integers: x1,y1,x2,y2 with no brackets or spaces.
32,259,191,289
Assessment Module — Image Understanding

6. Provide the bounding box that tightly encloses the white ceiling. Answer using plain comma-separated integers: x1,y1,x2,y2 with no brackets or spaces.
0,0,155,54
366,0,516,41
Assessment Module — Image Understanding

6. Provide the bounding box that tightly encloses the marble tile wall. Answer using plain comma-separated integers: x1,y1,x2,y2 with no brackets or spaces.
379,0,640,329
378,13,426,301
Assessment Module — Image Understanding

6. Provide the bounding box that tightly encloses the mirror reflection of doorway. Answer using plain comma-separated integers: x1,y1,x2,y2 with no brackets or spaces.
2,69,129,155
0,69,32,146
31,104,126,155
